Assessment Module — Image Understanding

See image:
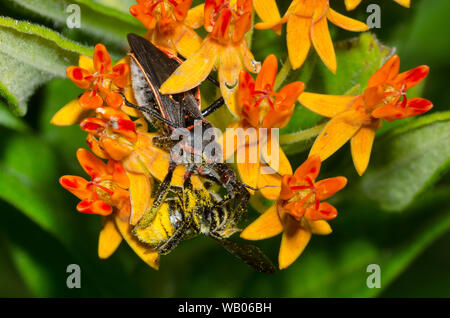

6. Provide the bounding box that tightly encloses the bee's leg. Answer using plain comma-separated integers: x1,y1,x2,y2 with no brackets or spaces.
119,92,181,129
158,215,199,255
152,135,178,149
137,162,177,228
201,97,224,118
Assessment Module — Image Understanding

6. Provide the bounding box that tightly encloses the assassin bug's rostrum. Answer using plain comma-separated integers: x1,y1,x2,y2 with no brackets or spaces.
124,33,276,273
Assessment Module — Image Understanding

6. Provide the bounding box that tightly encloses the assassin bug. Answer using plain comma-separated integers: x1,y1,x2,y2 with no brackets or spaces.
124,33,275,273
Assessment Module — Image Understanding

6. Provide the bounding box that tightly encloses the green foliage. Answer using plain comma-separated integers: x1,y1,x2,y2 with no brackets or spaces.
0,0,448,298
360,112,450,212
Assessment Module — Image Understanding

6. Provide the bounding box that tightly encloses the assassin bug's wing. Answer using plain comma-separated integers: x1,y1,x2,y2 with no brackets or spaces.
127,34,202,128
211,237,276,274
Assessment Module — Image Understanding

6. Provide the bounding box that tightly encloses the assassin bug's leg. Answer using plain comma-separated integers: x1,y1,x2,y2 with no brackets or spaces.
201,97,225,118
119,92,181,129
137,162,177,228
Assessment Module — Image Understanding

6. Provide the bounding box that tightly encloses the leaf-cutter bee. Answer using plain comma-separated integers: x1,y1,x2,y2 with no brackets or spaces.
124,34,275,273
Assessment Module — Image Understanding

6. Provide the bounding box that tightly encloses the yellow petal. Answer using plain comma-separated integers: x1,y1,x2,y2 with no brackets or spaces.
79,55,94,72
127,172,152,225
174,25,203,58
287,14,311,70
394,0,410,8
237,143,260,193
345,0,362,10
50,99,89,126
241,204,283,240
115,215,160,270
309,110,363,161
160,39,219,94
298,92,357,118
350,122,378,176
279,217,311,269
258,172,281,201
218,45,243,117
98,216,122,259
309,220,332,235
261,135,292,176
327,8,369,32
254,0,282,35
185,4,204,29
311,16,336,73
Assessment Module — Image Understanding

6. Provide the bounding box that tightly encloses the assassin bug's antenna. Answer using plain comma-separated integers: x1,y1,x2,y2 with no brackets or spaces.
119,92,181,129
243,184,281,191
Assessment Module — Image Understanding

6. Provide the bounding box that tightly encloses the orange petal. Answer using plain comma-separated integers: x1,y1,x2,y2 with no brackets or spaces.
98,215,122,259
253,0,282,34
218,45,243,117
51,99,90,126
299,92,356,118
294,154,321,182
368,55,400,88
261,136,292,176
306,202,337,221
255,54,278,91
344,0,362,10
394,0,410,8
327,8,369,32
286,14,311,70
309,110,364,161
350,122,378,176
112,62,130,88
93,43,112,73
279,216,311,269
316,176,348,200
240,204,283,240
311,16,336,73
395,65,429,90
127,172,152,225
77,148,108,178
77,199,113,216
372,98,433,122
108,160,130,189
59,175,90,200
79,91,103,109
309,220,332,235
114,215,160,270
66,66,92,89
160,38,219,94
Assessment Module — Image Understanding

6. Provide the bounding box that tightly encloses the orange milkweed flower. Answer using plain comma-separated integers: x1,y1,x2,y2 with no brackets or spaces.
160,0,261,117
129,0,203,57
60,148,159,268
298,54,433,175
51,45,134,126
345,0,410,11
81,107,138,161
241,155,347,269
222,54,304,200
253,0,369,72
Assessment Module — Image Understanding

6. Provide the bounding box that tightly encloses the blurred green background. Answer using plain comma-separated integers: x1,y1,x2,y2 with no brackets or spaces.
0,0,449,297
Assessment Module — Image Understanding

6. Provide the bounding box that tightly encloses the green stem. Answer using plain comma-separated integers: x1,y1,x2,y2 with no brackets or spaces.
274,57,291,91
279,122,326,145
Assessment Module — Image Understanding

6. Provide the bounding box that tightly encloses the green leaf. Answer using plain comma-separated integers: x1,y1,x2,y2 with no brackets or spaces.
321,33,392,95
0,101,28,132
0,17,92,115
11,0,146,46
359,111,450,212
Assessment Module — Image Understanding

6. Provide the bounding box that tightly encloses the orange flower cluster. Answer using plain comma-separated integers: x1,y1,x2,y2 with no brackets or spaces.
51,0,432,270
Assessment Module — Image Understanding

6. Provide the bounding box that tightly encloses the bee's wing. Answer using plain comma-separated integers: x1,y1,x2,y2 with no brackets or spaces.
212,237,276,274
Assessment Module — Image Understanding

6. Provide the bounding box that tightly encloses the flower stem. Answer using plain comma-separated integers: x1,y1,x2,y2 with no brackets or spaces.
274,57,291,92
279,122,326,146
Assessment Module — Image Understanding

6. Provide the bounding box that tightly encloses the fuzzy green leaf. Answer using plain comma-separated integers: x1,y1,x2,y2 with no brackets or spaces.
11,0,146,47
0,17,93,115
